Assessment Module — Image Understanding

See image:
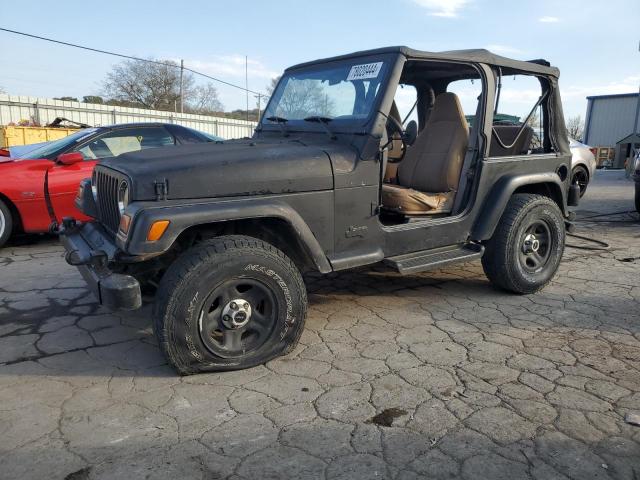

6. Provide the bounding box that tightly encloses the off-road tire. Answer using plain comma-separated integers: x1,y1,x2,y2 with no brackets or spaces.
482,194,565,294
0,199,13,248
571,165,589,198
635,182,640,214
154,235,307,374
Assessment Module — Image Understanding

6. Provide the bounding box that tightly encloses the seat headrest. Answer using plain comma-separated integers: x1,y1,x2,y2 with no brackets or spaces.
429,92,466,125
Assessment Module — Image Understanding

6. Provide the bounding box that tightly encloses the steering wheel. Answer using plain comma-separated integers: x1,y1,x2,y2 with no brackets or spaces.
387,115,408,163
386,114,405,137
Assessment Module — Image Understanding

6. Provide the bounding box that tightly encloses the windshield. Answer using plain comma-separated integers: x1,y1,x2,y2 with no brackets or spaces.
17,128,99,159
263,60,389,125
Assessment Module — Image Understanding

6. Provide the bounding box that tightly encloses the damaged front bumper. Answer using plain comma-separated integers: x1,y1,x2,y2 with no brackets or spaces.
59,219,142,310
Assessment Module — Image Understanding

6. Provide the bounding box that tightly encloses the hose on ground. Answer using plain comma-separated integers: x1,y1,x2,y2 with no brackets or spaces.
564,209,638,251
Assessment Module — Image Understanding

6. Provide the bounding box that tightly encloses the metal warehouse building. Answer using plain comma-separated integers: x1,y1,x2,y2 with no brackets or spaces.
583,92,640,168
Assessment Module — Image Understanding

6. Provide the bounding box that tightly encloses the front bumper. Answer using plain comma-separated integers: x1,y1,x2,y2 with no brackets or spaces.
59,220,142,310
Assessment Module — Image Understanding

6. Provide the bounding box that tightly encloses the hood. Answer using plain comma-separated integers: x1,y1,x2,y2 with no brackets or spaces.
100,138,341,200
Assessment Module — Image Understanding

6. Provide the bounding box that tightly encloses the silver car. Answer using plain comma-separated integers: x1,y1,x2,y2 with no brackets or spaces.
569,138,597,197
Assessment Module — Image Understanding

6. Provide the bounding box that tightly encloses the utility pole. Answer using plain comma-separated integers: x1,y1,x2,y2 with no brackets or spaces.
245,56,249,122
179,59,184,114
256,93,262,122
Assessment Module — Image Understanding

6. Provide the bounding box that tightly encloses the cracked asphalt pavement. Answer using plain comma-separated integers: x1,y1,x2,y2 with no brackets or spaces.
1,171,639,479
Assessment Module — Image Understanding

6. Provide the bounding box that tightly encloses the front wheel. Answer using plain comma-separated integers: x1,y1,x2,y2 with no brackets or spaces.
154,235,307,374
482,194,565,294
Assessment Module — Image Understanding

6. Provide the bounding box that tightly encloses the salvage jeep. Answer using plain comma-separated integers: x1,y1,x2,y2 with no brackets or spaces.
59,47,579,374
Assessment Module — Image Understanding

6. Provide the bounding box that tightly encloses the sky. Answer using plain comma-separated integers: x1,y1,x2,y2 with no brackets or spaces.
1,0,638,120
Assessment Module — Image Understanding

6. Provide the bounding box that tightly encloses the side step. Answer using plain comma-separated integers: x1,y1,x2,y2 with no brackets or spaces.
384,244,484,275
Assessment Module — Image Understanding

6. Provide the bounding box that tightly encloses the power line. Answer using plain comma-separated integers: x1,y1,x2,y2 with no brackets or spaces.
0,27,268,97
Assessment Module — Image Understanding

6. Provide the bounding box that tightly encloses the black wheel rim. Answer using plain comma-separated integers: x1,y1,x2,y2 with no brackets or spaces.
518,220,553,274
198,277,277,359
573,168,588,196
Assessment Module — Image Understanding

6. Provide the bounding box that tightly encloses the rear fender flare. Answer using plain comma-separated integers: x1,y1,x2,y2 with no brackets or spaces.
471,173,567,241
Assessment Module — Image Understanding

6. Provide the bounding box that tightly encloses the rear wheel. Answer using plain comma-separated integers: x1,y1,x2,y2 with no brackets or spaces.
571,165,589,197
482,194,565,294
153,235,307,374
0,199,13,248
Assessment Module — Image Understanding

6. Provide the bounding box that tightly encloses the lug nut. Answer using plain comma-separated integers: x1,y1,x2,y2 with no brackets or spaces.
223,314,231,321
231,302,238,310
244,303,249,310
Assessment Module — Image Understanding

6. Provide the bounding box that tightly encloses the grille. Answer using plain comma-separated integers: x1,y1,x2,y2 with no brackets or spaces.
94,168,124,234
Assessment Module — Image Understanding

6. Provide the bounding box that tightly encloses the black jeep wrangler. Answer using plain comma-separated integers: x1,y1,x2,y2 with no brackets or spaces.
60,47,578,373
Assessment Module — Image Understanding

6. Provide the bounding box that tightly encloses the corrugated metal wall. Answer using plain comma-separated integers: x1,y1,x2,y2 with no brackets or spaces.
0,94,258,139
584,94,640,147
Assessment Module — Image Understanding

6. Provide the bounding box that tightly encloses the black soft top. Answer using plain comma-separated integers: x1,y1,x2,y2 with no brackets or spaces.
287,46,559,78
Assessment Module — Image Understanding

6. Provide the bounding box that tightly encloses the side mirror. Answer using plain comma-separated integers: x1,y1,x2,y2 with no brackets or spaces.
404,120,418,147
57,152,84,165
0,148,10,157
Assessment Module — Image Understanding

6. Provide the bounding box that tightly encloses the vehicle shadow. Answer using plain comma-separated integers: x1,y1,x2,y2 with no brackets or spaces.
3,232,59,248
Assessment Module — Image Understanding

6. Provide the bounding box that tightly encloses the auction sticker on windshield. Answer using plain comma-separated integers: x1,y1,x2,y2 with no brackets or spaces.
347,62,383,81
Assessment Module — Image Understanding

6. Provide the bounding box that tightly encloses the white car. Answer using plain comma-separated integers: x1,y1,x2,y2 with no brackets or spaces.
569,138,597,197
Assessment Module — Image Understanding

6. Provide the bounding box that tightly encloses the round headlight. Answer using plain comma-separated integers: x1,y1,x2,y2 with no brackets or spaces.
117,181,129,214
91,171,98,200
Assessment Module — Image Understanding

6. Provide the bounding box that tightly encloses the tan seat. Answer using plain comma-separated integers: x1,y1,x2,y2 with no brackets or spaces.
382,92,469,215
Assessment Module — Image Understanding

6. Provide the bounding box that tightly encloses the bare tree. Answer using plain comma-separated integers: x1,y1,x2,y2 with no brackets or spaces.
526,110,540,128
266,77,280,96
566,115,584,141
267,77,335,118
188,83,223,114
0,86,5,94
102,59,224,114
83,96,104,104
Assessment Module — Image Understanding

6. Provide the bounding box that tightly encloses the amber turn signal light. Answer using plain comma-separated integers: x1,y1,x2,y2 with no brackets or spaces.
147,220,170,241
119,214,132,234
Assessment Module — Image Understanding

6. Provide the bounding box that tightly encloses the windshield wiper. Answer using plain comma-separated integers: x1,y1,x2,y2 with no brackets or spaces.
303,116,336,140
265,115,290,137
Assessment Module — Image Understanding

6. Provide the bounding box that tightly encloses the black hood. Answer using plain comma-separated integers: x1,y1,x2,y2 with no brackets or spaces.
100,138,339,201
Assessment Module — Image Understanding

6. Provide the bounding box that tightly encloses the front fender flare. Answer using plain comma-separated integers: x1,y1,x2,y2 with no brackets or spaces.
119,197,332,273
471,173,567,241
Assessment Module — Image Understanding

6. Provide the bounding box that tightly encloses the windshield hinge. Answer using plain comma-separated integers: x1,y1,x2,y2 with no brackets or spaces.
154,178,169,201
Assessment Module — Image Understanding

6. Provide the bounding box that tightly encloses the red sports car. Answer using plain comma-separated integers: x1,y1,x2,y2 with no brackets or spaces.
0,123,221,247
